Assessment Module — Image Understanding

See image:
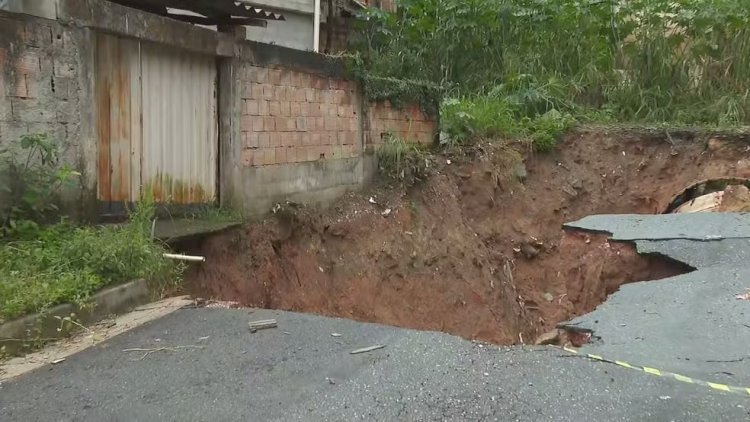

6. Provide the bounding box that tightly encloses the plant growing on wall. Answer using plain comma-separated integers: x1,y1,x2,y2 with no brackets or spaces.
0,134,79,238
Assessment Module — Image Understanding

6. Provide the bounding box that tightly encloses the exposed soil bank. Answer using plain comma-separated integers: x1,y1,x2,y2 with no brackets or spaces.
186,128,750,344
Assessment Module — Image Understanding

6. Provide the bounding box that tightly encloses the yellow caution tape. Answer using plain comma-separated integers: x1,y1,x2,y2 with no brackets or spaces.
561,346,750,397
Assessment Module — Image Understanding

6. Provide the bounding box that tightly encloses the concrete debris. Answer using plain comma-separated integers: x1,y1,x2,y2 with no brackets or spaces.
248,319,278,333
331,333,342,337
382,209,392,217
534,329,560,346
51,358,66,365
350,345,386,355
542,292,554,302
735,289,750,301
369,197,377,204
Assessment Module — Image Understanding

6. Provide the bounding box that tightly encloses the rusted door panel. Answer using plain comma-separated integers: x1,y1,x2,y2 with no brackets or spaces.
95,34,140,203
141,42,217,204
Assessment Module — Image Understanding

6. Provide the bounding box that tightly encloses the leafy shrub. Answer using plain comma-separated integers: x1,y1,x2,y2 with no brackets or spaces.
0,134,79,238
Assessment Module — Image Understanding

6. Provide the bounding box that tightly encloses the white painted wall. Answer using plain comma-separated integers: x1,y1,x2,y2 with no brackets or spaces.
246,10,315,51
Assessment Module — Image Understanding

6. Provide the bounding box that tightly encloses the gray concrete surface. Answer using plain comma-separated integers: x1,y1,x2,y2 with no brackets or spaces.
635,238,750,268
2,308,749,421
0,279,151,355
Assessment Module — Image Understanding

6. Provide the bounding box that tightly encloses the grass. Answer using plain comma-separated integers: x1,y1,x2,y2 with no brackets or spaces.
354,0,750,147
376,135,432,185
0,200,181,323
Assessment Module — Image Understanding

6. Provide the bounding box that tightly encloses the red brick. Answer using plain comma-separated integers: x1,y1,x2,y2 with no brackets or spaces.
305,88,316,102
269,101,281,116
310,132,321,146
290,71,300,87
292,133,303,147
258,133,270,148
319,91,332,104
350,118,359,132
294,88,307,102
258,148,270,165
273,86,285,101
268,68,282,85
308,146,320,161
250,116,264,132
300,102,310,117
258,100,269,116
241,149,254,167
262,84,274,101
280,69,292,85
297,72,310,88
286,146,297,163
275,147,287,164
309,104,320,117
251,83,263,99
324,117,337,131
279,132,293,147
295,117,308,132
264,117,276,131
280,101,291,117
246,132,259,148
240,116,253,132
269,132,281,147
334,90,347,105
256,66,269,83
290,102,301,116
246,100,259,116
331,145,343,159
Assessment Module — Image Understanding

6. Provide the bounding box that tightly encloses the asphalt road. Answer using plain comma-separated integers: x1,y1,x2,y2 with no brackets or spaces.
4,212,750,421
563,213,750,385
1,308,749,421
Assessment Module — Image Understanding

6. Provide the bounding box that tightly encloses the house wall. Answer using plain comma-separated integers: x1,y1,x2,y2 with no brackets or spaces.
246,11,315,52
0,1,438,219
225,41,438,215
0,9,95,217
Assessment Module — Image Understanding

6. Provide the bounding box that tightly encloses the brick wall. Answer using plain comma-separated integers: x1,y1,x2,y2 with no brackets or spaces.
0,13,83,158
366,101,436,148
239,64,361,168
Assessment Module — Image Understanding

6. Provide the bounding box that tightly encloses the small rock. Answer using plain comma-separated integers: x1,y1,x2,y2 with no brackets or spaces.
326,377,336,385
562,185,578,198
331,333,342,337
707,137,724,152
382,208,392,217
520,243,539,259
542,292,554,302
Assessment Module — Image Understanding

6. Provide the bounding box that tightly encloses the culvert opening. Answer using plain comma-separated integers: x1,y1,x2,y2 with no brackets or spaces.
664,178,750,213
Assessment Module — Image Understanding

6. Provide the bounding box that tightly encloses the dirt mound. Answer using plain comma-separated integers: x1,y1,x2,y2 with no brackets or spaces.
186,128,750,344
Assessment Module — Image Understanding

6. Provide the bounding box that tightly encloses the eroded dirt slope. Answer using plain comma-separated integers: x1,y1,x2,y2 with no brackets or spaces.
187,128,750,344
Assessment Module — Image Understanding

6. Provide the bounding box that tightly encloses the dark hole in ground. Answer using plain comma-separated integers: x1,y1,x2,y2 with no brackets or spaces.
181,225,692,347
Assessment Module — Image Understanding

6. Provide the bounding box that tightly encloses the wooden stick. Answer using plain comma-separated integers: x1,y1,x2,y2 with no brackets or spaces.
248,319,278,333
350,345,386,355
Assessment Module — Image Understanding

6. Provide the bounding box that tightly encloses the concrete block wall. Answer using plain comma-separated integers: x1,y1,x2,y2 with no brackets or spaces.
0,13,84,156
366,101,436,149
231,42,438,215
0,11,94,216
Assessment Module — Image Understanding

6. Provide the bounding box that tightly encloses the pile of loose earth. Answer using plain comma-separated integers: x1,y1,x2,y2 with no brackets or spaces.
186,127,750,344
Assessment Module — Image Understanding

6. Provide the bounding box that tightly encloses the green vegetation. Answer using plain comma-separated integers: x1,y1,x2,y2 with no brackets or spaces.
376,134,432,184
0,135,180,323
353,0,750,149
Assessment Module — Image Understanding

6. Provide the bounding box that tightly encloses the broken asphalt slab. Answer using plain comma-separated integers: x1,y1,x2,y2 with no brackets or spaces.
562,212,750,387
564,212,750,240
1,308,748,421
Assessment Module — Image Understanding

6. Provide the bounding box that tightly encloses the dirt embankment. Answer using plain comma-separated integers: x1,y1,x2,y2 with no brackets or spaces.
186,128,750,344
